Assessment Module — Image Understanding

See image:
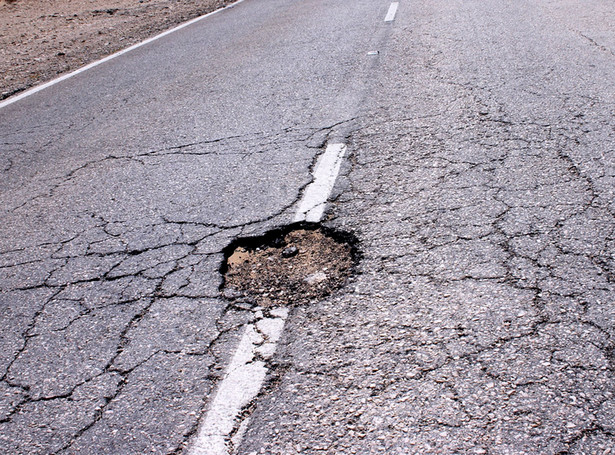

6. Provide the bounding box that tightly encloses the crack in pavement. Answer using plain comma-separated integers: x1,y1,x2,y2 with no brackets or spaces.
233,6,615,451
0,116,359,454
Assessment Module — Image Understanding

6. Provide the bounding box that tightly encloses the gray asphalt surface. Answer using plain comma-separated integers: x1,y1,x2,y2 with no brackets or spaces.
0,0,388,453
239,0,615,454
1,0,614,454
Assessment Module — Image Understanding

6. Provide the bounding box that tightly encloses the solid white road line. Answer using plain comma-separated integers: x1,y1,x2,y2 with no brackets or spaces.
0,0,246,110
384,2,399,22
190,308,289,455
293,143,348,223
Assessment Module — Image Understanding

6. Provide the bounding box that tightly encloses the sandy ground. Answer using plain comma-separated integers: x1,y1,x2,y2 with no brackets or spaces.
0,0,232,100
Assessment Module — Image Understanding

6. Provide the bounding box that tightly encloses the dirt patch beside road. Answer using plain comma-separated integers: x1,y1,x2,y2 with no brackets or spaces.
0,0,233,100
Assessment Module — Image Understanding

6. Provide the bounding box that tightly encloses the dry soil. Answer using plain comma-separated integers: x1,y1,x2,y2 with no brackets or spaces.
223,228,356,307
0,0,232,100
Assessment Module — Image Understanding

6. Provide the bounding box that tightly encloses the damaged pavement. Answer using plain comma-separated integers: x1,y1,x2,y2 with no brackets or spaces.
1,0,615,454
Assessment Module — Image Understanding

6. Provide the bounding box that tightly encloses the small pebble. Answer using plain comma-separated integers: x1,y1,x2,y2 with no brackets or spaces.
281,246,298,258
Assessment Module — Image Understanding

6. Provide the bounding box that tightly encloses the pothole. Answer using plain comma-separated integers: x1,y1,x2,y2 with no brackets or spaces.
221,223,360,307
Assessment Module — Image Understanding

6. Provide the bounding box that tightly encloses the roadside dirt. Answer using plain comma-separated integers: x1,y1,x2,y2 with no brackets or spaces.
223,227,358,307
0,0,233,100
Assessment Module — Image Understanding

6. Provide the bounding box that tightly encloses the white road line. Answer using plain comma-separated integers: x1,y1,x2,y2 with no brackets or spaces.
0,0,246,110
191,142,348,454
293,143,347,223
384,2,399,22
190,308,289,455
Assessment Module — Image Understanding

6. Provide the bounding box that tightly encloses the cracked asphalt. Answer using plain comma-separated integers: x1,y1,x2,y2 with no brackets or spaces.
1,0,614,454
239,0,615,454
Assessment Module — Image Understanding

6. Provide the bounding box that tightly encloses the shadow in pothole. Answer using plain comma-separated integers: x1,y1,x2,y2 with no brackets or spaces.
220,222,360,307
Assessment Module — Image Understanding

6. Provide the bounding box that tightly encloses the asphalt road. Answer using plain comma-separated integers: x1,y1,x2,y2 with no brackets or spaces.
1,0,615,454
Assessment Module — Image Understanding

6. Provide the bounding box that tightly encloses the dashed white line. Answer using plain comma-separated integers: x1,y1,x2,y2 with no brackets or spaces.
384,2,399,22
190,142,348,454
293,143,348,223
0,0,246,110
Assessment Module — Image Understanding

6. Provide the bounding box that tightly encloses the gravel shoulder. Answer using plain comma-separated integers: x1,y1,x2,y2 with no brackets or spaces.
0,0,232,100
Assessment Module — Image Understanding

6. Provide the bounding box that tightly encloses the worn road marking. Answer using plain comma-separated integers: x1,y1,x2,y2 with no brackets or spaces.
190,308,288,455
384,2,399,22
293,143,348,223
191,142,348,454
0,0,246,110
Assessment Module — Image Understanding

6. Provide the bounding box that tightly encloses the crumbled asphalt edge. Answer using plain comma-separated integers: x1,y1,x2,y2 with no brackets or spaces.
225,307,289,454
219,221,362,308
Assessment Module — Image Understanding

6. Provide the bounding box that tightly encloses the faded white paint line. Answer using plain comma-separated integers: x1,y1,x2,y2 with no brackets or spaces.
190,308,288,455
293,143,347,223
384,2,399,22
0,0,246,110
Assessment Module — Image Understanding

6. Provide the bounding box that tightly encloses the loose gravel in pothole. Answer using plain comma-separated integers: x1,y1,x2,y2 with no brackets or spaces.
222,227,357,307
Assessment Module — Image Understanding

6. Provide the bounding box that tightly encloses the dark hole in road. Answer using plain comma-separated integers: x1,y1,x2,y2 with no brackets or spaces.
220,223,360,307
